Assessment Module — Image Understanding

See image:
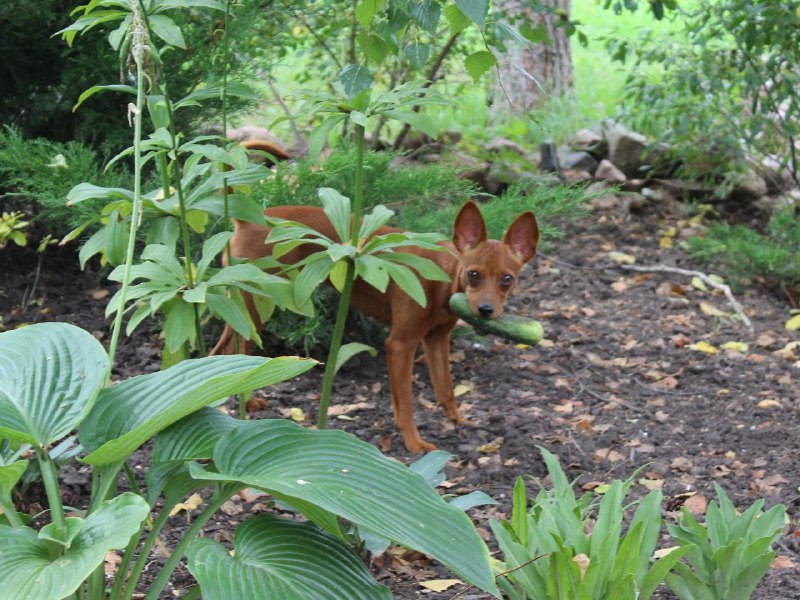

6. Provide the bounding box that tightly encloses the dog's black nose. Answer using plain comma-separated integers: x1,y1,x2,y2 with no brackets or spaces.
478,303,494,318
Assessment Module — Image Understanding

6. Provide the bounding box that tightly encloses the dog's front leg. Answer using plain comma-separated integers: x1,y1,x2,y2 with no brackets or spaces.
422,322,464,424
385,333,436,453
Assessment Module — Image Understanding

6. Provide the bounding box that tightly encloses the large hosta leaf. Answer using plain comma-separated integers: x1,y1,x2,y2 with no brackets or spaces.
0,323,108,446
81,355,315,466
0,492,148,600
188,514,390,599
192,420,499,595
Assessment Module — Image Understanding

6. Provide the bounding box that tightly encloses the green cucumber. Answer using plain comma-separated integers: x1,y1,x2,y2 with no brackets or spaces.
449,293,544,345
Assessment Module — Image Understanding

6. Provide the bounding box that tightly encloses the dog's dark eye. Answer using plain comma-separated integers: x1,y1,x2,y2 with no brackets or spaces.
501,274,514,287
467,270,481,283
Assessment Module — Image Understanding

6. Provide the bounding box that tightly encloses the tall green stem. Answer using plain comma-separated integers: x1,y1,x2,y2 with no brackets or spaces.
117,506,172,600
106,34,147,373
221,0,233,266
37,450,66,532
143,485,239,600
162,85,206,356
317,123,365,429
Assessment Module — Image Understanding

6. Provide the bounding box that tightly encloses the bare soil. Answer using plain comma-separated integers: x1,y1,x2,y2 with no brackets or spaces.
2,192,798,599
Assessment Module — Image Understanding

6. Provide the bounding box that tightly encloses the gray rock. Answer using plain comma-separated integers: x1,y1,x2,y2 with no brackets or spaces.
728,167,768,201
540,140,560,173
597,121,649,178
594,159,626,183
486,137,527,156
557,149,599,174
569,128,607,158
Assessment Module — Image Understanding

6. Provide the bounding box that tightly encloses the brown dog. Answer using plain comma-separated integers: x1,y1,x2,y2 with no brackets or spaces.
211,202,539,452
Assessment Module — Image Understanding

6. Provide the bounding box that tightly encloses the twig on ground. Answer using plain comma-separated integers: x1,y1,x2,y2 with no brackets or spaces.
619,263,754,332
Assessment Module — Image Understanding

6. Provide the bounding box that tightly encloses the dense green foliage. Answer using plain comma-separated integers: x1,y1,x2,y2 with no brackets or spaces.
615,0,800,188
0,127,132,235
686,207,800,304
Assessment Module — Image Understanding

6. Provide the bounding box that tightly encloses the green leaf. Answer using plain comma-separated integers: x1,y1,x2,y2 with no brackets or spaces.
382,252,450,282
381,109,438,138
188,515,391,599
0,461,28,496
318,187,353,243
66,182,134,205
384,261,427,307
309,114,346,158
339,64,374,99
0,493,148,600
444,4,472,36
148,14,186,48
358,204,394,238
409,0,441,34
80,355,316,466
355,0,382,28
72,84,136,111
455,0,488,29
334,342,377,374
163,300,195,352
183,282,208,304
355,255,390,292
192,420,499,595
197,231,233,281
359,33,390,65
465,50,497,83
294,255,335,306
0,323,108,446
206,292,251,339
404,42,431,70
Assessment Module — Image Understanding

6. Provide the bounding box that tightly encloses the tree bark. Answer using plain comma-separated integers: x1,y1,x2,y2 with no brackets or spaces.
490,0,574,120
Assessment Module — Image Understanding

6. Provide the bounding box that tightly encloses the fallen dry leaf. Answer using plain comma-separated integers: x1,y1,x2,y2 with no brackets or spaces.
699,302,727,318
757,399,782,409
639,478,665,491
653,547,681,560
689,341,719,354
327,401,374,416
772,556,797,570
594,448,626,463
289,407,306,422
420,580,463,592
454,383,473,397
786,314,800,331
169,493,203,517
672,333,692,348
608,251,636,265
721,341,749,353
477,437,504,453
90,288,110,300
670,457,693,472
773,341,800,361
611,279,629,293
684,494,708,515
691,277,708,291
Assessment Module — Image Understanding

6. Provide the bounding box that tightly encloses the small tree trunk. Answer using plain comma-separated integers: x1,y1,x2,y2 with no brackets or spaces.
490,0,574,120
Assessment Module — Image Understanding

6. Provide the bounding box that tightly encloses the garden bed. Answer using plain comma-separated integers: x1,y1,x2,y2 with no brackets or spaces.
2,193,797,599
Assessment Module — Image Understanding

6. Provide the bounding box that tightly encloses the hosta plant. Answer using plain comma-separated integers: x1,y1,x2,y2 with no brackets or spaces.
0,322,500,599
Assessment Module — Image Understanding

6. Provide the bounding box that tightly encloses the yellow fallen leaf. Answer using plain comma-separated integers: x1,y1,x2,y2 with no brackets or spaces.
786,314,800,331
724,451,736,459
709,274,725,285
608,251,636,265
169,493,203,517
420,579,463,592
691,277,708,291
689,341,719,354
639,478,665,491
290,407,306,422
653,546,681,560
699,302,727,318
454,383,473,397
594,484,611,494
661,227,677,238
773,341,800,360
659,237,673,249
477,437,504,453
757,399,782,409
721,341,748,353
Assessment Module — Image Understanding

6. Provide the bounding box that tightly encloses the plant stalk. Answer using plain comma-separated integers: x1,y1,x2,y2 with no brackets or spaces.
106,31,148,373
143,485,239,600
317,123,365,429
36,449,66,532
118,504,172,600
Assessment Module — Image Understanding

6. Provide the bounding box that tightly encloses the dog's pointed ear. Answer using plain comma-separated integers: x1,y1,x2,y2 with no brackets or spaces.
504,211,539,263
453,201,487,252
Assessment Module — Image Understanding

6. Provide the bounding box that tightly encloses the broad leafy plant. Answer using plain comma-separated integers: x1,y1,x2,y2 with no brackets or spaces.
491,447,688,600
665,483,785,600
0,322,500,599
